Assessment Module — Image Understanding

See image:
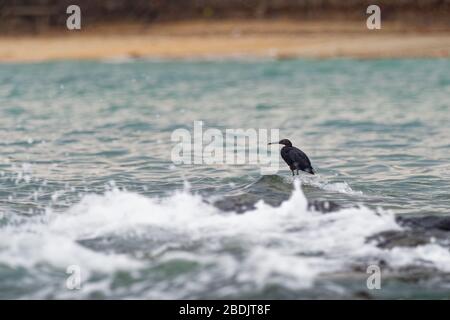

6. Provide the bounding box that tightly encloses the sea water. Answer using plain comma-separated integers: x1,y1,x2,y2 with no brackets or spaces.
0,58,449,298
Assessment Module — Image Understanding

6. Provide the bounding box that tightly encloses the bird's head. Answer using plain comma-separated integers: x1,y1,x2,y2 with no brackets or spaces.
268,139,292,147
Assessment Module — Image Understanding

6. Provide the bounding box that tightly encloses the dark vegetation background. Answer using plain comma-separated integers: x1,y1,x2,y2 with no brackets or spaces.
1,0,449,34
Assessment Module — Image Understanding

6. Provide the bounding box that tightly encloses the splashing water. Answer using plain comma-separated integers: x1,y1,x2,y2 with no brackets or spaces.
2,180,450,299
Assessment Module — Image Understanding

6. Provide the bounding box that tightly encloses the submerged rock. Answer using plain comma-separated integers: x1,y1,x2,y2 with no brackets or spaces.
372,215,450,249
396,215,450,232
212,195,259,214
213,194,341,214
307,200,341,213
369,230,432,249
213,174,343,214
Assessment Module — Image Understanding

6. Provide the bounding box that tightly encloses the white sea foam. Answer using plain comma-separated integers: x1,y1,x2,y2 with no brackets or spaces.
1,181,450,298
320,181,363,195
286,174,364,195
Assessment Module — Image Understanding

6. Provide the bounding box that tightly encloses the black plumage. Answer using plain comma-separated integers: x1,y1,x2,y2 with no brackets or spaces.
269,139,315,176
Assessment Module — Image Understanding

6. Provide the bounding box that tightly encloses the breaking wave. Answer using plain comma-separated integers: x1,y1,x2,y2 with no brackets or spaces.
1,181,450,298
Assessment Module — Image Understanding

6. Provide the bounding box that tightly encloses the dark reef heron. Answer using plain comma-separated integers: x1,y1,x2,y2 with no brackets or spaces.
268,139,315,176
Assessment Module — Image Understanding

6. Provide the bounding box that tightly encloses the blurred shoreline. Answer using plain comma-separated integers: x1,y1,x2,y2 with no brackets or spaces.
1,19,449,62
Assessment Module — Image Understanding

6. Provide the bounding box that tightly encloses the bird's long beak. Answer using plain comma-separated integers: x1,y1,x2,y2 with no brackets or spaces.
268,142,277,145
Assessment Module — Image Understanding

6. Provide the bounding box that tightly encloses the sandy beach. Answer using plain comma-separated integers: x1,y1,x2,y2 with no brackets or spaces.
1,20,450,62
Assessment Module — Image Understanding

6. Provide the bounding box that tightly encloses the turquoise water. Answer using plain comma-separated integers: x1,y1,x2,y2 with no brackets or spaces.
0,58,449,299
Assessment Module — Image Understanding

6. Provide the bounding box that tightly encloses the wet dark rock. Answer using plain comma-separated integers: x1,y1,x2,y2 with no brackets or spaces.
307,200,341,213
213,194,342,214
212,195,258,214
396,215,450,232
213,175,346,214
369,230,432,249
371,215,450,249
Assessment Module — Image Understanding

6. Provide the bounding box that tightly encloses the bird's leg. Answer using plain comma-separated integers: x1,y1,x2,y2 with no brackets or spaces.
296,169,299,175
291,170,295,176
